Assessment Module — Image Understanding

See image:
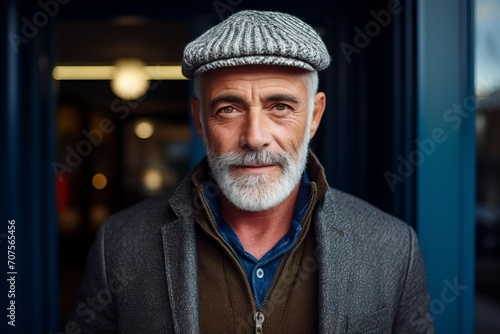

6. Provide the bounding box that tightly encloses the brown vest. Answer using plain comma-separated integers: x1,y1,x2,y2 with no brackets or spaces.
193,160,328,334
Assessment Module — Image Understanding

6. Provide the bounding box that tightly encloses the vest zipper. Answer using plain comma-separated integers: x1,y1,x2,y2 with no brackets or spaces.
198,185,262,325
254,311,265,334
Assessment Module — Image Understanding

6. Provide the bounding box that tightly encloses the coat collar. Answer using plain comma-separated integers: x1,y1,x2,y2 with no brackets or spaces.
162,171,200,333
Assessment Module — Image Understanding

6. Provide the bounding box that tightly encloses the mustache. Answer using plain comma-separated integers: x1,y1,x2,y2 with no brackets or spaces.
217,150,290,168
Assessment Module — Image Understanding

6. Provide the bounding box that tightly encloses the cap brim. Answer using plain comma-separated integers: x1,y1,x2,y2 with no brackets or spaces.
190,55,315,78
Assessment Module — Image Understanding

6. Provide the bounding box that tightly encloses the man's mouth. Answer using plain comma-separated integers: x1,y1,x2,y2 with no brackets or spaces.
231,164,279,173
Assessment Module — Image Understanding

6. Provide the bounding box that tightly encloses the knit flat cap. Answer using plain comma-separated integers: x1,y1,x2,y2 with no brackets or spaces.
182,10,330,78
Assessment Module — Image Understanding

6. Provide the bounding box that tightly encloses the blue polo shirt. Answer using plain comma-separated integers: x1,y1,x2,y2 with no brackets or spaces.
203,172,312,310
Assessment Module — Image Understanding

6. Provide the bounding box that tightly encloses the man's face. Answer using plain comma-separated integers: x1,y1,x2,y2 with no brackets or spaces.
191,65,325,211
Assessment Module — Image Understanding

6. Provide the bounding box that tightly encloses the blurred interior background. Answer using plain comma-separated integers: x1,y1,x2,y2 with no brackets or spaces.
475,1,500,331
1,0,499,332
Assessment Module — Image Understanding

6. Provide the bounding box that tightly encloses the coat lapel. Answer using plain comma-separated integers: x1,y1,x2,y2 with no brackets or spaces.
315,189,355,334
161,177,200,334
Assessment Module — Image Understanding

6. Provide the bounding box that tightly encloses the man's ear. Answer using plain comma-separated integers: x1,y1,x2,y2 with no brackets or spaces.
190,97,204,140
309,92,326,139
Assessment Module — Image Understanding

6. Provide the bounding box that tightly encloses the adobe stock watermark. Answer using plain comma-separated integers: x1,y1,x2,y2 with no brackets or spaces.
403,277,467,333
383,73,500,192
212,0,244,21
339,0,404,64
383,95,475,192
51,267,136,334
7,0,71,54
51,77,163,182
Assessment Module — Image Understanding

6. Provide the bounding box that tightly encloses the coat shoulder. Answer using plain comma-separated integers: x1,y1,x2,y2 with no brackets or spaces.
321,187,415,246
100,189,178,242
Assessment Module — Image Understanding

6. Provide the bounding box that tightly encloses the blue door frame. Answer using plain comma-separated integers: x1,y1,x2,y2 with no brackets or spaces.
417,0,475,332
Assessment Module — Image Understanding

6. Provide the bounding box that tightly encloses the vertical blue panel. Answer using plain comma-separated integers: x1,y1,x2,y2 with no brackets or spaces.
2,2,22,332
417,0,475,333
460,2,476,332
1,0,58,332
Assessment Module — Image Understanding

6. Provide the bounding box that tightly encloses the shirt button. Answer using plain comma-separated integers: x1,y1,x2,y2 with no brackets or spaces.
256,268,264,279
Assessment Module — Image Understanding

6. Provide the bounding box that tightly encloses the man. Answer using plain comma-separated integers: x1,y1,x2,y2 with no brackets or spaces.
70,10,434,333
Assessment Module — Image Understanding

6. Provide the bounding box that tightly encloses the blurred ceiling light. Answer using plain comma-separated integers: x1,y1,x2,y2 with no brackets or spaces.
92,173,108,190
134,120,155,139
144,66,186,80
110,58,149,100
52,65,186,80
143,169,163,191
52,66,115,80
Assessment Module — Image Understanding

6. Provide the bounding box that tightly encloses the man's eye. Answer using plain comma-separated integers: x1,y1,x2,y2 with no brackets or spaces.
274,103,289,111
218,106,235,114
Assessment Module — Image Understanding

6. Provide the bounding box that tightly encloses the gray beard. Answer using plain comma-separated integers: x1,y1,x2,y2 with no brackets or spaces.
204,135,310,212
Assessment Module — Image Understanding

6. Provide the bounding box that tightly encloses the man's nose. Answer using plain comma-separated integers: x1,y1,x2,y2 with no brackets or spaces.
239,111,271,151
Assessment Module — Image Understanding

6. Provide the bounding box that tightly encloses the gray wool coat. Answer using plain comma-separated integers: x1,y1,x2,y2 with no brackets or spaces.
69,160,434,334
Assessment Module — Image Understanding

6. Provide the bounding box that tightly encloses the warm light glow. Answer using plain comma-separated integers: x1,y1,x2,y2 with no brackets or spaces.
110,58,150,100
92,173,108,190
89,204,110,230
134,120,155,139
52,65,187,80
143,169,163,191
52,66,115,80
144,65,186,80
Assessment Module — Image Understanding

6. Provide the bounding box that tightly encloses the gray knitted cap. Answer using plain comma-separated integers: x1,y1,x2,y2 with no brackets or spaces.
182,10,330,78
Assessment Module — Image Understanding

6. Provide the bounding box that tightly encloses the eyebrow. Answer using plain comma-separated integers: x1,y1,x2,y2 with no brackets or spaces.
208,93,301,109
263,93,300,104
208,95,245,109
